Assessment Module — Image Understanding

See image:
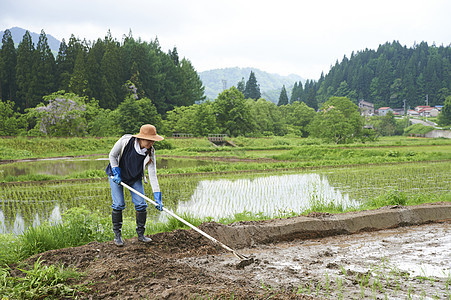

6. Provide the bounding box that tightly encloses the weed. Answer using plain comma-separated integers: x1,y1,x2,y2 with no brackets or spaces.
0,257,84,299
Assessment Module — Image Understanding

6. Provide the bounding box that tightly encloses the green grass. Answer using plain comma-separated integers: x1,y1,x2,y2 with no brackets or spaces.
0,258,84,299
1,136,450,184
2,136,451,162
0,136,118,160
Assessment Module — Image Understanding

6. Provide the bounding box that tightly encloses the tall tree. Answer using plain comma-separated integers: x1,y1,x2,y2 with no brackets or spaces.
99,36,125,108
194,101,218,136
290,81,304,103
68,51,88,96
56,39,71,91
179,58,206,104
279,101,316,137
309,97,363,144
0,100,23,135
30,30,56,108
304,80,318,110
373,55,393,103
15,30,35,111
116,96,162,134
0,29,17,102
214,87,255,136
247,98,286,136
277,85,289,106
437,95,451,126
85,38,105,100
389,78,403,108
155,49,184,113
65,35,84,72
236,77,245,94
122,37,146,99
168,47,179,66
243,71,261,99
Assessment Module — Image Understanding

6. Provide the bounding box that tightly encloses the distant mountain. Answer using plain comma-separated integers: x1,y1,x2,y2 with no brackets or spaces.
199,67,305,103
0,27,61,53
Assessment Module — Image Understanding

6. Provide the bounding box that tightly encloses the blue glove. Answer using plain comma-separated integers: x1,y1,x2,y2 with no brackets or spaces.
154,192,163,211
112,167,121,185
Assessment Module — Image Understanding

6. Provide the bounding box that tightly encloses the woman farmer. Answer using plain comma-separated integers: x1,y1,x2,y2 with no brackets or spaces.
105,124,164,247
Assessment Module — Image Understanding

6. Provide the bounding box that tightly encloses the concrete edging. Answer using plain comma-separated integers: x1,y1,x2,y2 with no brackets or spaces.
202,203,451,248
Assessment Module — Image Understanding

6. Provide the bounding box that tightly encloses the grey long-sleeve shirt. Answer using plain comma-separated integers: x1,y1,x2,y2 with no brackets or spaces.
108,134,160,193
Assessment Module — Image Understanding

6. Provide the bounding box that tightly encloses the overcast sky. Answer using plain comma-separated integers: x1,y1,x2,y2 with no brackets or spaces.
1,0,450,79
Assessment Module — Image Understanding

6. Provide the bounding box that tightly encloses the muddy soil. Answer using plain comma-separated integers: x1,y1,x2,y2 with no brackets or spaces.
19,203,451,299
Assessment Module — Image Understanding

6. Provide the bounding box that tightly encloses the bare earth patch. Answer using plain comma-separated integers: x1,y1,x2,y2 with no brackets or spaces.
20,203,450,299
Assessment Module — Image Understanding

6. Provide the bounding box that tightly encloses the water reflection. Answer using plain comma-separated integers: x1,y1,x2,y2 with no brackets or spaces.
0,173,359,234
13,213,25,235
0,210,5,233
173,173,361,221
0,205,62,235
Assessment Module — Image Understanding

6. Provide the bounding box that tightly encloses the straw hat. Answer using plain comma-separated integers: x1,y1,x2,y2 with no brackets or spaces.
133,124,164,141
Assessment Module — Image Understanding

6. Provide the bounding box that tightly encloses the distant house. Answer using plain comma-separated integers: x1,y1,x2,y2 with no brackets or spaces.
407,109,420,117
415,105,430,112
391,108,404,115
435,105,443,111
418,107,439,117
358,100,374,116
377,107,393,116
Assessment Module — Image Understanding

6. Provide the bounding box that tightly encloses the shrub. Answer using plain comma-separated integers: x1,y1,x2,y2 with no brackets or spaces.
404,123,435,135
367,190,408,207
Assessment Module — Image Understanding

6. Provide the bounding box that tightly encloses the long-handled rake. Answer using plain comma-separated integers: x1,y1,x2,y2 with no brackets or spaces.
115,178,253,265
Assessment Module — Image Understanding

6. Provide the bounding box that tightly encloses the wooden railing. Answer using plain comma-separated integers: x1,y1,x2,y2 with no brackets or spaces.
207,134,228,142
171,133,193,138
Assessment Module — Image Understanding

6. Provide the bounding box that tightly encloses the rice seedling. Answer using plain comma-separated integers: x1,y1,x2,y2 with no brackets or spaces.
0,160,449,235
312,256,451,299
335,276,343,299
324,272,330,296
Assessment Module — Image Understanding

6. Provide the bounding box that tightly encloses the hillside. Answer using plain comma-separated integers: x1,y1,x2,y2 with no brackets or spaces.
311,41,450,108
0,27,61,53
199,67,305,103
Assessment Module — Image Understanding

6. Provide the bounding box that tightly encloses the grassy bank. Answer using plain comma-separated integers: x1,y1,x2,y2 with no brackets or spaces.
2,136,451,161
1,136,450,183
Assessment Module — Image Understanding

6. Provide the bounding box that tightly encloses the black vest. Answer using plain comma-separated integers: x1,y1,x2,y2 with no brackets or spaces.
105,137,146,185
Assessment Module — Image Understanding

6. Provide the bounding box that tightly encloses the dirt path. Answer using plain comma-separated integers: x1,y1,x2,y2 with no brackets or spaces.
21,203,451,299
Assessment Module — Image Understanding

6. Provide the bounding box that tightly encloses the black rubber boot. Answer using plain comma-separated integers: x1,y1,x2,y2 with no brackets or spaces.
136,210,152,243
112,209,124,247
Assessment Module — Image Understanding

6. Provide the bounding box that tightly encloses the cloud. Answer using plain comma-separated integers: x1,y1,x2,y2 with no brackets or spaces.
1,0,450,79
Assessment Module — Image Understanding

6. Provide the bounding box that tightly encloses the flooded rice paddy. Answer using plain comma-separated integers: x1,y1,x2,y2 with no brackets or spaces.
174,173,361,220
0,156,212,177
0,159,449,235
